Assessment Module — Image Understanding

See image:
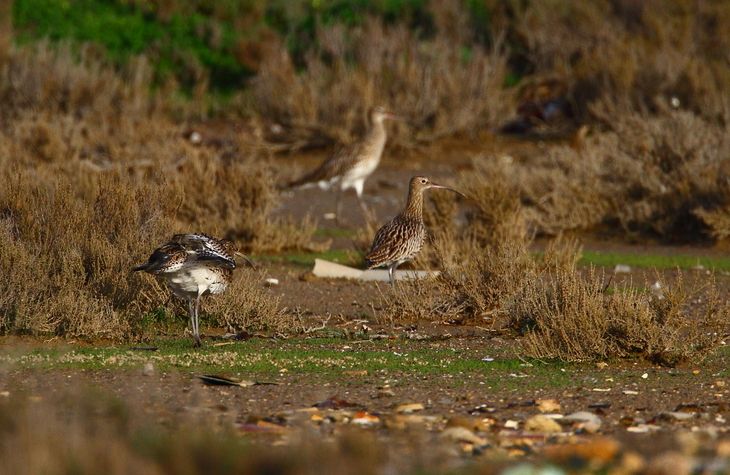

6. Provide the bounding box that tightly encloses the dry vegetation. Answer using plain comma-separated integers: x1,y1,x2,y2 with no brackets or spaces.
382,173,728,366
0,389,394,475
465,111,730,241
253,1,510,150
0,41,313,339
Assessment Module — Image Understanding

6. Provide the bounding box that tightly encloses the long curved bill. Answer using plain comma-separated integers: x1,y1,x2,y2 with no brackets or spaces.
234,251,257,269
430,182,467,199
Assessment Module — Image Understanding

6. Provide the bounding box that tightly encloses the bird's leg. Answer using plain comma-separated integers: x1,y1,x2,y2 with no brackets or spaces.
187,299,197,345
193,295,202,347
388,262,399,286
335,188,344,226
357,192,373,224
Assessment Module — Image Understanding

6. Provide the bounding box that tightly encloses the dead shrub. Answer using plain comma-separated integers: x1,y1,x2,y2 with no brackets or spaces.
513,265,727,367
171,153,316,253
461,111,730,242
205,270,288,335
508,0,730,124
252,8,509,150
379,183,726,364
0,40,317,338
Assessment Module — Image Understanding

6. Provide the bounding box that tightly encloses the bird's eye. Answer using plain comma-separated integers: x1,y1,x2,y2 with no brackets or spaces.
421,179,427,184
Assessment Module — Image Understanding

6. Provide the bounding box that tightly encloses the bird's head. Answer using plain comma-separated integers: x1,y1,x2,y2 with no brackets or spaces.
370,106,400,124
409,176,465,198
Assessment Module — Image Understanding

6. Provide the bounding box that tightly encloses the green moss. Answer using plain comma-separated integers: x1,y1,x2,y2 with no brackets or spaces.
1,337,573,389
254,248,362,267
579,250,730,271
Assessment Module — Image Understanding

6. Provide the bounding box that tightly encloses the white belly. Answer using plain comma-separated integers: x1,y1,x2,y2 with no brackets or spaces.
165,267,228,299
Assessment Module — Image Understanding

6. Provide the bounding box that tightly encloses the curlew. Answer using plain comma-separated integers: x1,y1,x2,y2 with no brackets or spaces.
364,176,464,285
133,233,252,347
287,106,400,218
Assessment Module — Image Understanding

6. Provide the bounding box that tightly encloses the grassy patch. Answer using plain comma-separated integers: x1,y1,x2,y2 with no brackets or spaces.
254,249,362,267
12,0,252,91
0,337,573,388
579,250,730,271
313,227,357,239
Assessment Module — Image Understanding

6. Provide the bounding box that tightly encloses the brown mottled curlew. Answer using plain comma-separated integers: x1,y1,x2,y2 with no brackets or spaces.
133,233,252,347
287,106,400,218
364,176,464,285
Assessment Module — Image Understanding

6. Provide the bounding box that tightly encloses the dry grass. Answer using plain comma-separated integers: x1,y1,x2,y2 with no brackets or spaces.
380,180,727,366
507,0,730,124
0,388,396,475
0,42,314,338
513,261,726,367
252,3,510,150
462,110,730,242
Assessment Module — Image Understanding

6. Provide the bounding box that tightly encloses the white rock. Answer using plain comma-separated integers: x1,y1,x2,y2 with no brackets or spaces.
264,278,279,286
504,420,520,429
562,411,602,433
614,264,632,274
189,131,202,144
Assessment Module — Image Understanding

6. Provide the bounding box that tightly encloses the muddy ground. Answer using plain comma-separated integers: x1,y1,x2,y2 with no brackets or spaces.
2,134,729,473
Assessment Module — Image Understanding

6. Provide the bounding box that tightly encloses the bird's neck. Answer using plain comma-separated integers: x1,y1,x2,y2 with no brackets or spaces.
365,119,387,146
402,188,424,220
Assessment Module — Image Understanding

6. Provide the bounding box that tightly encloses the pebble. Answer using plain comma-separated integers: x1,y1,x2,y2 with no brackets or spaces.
504,420,520,429
660,411,695,421
614,264,632,273
562,411,602,433
395,403,424,414
264,278,279,286
440,427,487,446
525,415,562,433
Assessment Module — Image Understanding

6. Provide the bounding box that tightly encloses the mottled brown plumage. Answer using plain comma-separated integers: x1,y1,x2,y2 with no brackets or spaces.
365,176,463,285
288,106,399,217
133,233,247,347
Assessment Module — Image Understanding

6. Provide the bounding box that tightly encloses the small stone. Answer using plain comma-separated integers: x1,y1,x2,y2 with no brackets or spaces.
323,213,336,220
441,427,487,446
395,403,425,414
536,398,561,413
352,411,380,426
562,411,602,433
143,362,155,376
189,131,202,144
614,264,632,274
0,391,9,397
264,278,279,286
504,420,519,429
623,390,639,395
642,373,649,379
525,415,562,433
626,424,660,433
660,411,694,421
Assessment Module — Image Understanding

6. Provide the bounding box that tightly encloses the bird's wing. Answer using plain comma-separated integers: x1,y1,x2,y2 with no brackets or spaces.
364,218,403,267
171,233,237,269
288,141,364,187
365,216,425,268
133,243,186,273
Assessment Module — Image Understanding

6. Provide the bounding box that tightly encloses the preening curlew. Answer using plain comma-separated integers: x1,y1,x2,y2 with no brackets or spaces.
133,233,252,347
364,176,464,285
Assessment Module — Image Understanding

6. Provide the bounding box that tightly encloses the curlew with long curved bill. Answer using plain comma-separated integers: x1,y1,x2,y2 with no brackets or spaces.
364,176,464,285
287,106,400,219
